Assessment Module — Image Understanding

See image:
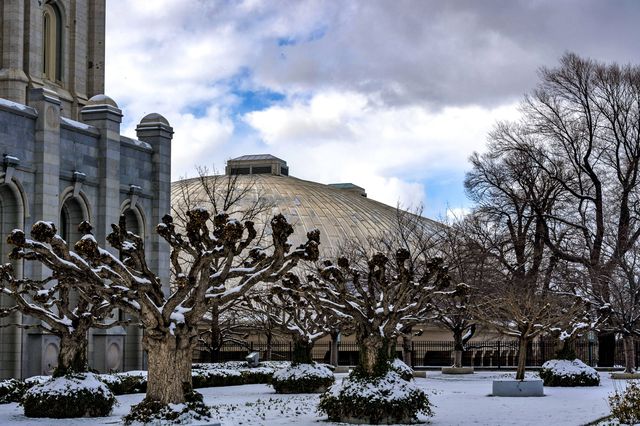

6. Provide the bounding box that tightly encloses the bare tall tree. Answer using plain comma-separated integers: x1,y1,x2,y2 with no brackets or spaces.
465,129,581,380
500,53,640,365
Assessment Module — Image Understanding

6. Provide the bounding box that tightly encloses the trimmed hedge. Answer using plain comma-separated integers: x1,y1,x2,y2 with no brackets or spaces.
22,373,116,418
319,370,433,424
124,388,210,425
538,359,600,387
0,379,26,404
390,359,414,382
271,363,335,394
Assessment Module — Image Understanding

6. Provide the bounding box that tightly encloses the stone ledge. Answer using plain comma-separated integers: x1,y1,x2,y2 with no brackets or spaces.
442,366,474,375
492,379,544,397
333,366,350,373
610,372,640,380
413,371,427,378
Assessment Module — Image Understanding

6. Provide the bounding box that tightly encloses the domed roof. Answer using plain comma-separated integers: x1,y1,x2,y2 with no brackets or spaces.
171,173,439,255
140,113,170,126
86,94,118,108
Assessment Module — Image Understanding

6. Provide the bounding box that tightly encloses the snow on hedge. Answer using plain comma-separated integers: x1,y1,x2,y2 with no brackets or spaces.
327,370,422,402
391,358,414,380
24,372,111,398
541,359,598,379
272,363,333,381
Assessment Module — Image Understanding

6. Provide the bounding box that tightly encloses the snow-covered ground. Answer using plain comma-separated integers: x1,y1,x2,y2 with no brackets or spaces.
0,371,625,425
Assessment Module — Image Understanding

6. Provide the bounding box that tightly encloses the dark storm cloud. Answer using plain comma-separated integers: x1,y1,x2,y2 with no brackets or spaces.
251,0,640,108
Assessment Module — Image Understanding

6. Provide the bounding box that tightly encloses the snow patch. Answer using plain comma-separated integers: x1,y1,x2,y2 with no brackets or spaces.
541,359,599,380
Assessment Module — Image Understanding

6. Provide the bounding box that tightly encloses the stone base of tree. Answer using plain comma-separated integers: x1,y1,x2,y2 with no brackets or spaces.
611,372,640,380
123,390,211,425
319,371,433,424
492,379,544,397
441,367,474,375
22,373,116,418
271,363,335,394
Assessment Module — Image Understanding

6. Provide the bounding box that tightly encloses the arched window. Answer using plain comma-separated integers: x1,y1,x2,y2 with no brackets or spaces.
60,197,85,245
43,2,63,82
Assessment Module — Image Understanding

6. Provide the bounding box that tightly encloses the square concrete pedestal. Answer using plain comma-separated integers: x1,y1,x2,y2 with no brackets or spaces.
492,379,544,397
442,366,474,374
611,372,640,380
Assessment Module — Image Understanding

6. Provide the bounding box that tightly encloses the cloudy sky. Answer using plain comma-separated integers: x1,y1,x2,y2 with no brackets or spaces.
105,0,640,219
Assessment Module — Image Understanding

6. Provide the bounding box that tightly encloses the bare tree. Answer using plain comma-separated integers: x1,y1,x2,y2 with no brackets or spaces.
298,247,449,377
465,129,582,380
4,211,319,411
499,53,640,365
249,284,333,365
0,221,129,375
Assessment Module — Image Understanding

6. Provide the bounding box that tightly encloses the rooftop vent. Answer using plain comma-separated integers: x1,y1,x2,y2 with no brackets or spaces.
328,183,367,197
225,154,288,176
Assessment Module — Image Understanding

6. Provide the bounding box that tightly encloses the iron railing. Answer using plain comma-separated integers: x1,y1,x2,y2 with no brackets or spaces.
194,338,640,368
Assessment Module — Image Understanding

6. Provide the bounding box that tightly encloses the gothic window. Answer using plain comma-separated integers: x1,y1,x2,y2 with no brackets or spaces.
60,197,85,245
43,2,63,82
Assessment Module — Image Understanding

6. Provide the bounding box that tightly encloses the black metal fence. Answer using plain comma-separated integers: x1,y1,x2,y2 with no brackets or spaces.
195,338,640,368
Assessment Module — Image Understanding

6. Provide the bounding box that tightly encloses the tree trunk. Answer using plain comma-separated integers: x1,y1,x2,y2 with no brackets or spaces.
453,328,463,368
210,304,221,363
55,332,88,376
516,337,528,381
623,335,636,374
330,331,339,367
144,334,194,405
265,331,273,361
359,334,389,377
292,336,313,365
402,334,412,366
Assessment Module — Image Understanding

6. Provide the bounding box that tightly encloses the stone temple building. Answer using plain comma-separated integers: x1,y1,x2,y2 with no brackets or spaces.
0,1,171,379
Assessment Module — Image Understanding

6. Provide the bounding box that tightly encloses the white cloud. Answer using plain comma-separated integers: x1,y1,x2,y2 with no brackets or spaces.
245,91,519,206
104,1,638,214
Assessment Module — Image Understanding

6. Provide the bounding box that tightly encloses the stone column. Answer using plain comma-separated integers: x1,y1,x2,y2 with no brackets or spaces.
80,94,122,244
79,94,123,372
136,113,173,294
21,87,62,378
0,0,29,103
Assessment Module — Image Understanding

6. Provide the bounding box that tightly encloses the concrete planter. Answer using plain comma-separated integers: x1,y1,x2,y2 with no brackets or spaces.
442,366,474,375
611,372,640,380
492,379,544,397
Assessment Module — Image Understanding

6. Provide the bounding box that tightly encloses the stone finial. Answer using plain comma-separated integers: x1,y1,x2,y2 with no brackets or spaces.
86,94,118,108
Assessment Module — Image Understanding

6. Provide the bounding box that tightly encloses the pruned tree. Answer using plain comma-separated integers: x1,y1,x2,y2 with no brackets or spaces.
301,248,449,377
249,283,333,365
431,283,476,369
0,221,129,376
3,211,320,412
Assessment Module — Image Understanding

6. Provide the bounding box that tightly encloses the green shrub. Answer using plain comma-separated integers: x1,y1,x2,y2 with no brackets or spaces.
319,370,433,424
22,373,116,418
99,373,147,395
609,381,640,425
390,359,414,382
271,363,335,394
539,359,600,387
0,379,26,404
192,369,243,388
123,388,210,425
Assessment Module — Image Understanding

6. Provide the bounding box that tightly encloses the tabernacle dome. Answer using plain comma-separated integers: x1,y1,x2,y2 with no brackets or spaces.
171,154,439,255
